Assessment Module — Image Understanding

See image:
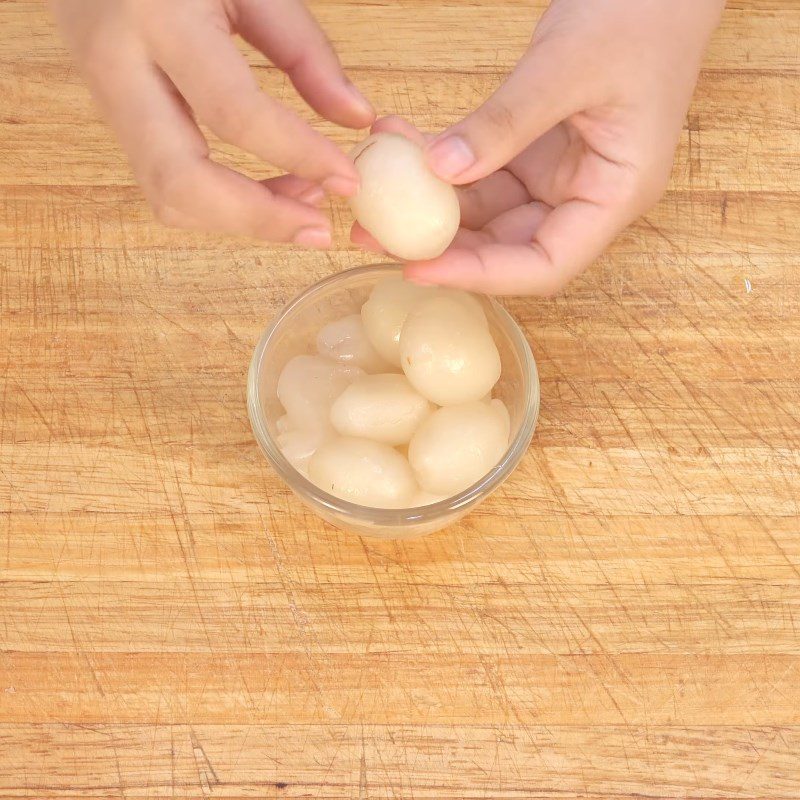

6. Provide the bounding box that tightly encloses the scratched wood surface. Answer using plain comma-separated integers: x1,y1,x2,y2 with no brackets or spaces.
1,0,800,797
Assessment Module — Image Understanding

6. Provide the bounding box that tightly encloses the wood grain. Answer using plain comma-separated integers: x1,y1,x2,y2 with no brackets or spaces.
1,0,799,797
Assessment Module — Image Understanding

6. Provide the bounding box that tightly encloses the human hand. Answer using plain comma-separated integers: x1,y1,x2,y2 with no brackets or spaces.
50,0,375,247
354,0,724,294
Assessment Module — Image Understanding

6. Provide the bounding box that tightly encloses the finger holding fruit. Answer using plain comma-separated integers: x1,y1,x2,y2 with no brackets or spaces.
50,0,375,246
350,0,724,296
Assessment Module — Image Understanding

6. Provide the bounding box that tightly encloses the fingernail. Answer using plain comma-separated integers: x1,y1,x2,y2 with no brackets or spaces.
345,81,376,120
323,174,360,197
297,186,325,206
426,135,476,180
293,227,332,249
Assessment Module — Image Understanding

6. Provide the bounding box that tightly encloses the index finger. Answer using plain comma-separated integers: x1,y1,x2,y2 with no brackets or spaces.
236,0,375,130
142,2,359,194
82,31,331,243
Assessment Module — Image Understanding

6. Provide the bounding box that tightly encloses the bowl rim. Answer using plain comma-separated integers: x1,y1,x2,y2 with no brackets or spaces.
247,263,539,527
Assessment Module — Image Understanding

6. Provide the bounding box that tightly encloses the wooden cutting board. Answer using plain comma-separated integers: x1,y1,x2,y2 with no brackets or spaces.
1,1,799,796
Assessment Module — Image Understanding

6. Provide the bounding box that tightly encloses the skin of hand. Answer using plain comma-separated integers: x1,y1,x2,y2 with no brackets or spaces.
352,0,725,295
50,0,376,247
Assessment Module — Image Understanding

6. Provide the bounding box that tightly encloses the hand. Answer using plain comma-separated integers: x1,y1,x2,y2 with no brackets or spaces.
50,0,375,247
356,0,724,295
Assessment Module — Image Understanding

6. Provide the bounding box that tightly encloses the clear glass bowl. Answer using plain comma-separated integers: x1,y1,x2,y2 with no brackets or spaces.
247,264,539,539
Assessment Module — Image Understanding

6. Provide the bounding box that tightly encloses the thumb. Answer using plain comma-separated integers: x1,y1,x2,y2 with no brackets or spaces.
425,45,585,184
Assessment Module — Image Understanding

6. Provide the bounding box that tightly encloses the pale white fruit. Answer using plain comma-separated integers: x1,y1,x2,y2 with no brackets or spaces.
400,296,501,405
490,398,512,445
277,426,328,477
410,490,449,507
330,373,432,445
277,355,363,432
361,277,485,367
349,133,460,261
316,313,390,373
360,277,430,366
408,401,509,495
435,288,487,327
308,436,417,508
276,415,291,435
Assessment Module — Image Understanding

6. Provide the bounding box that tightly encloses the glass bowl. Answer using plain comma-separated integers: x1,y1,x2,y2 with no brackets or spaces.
247,264,539,539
